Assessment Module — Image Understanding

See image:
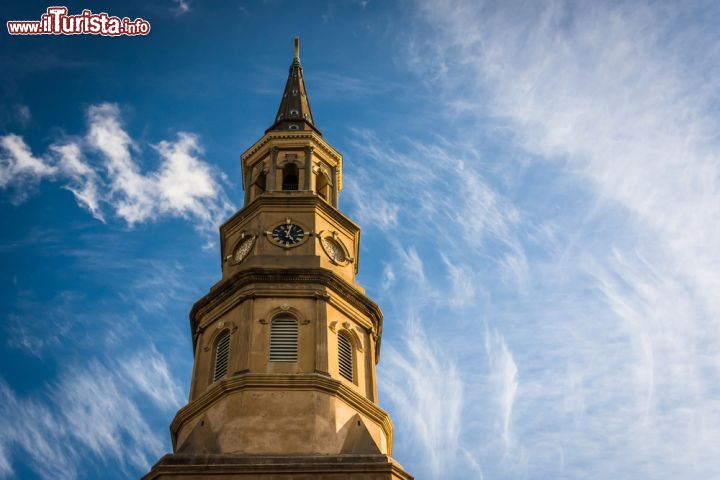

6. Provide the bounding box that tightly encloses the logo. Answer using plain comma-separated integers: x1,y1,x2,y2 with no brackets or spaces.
7,6,151,36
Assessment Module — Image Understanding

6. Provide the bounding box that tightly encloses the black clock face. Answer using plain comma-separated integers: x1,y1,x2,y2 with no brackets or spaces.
271,223,304,246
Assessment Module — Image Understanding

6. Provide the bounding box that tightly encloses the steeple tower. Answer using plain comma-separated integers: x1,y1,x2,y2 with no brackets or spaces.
144,39,413,480
266,37,320,135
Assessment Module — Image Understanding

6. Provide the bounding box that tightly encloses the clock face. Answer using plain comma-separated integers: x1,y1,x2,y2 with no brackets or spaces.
271,223,305,247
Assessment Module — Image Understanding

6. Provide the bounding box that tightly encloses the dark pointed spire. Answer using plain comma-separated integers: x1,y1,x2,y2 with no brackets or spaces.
266,37,321,136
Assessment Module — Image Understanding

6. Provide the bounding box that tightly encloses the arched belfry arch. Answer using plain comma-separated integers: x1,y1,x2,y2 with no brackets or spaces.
314,164,333,202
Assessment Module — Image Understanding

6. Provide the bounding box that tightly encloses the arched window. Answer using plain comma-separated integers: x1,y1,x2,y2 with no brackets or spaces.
253,171,266,199
270,316,298,362
282,164,299,191
316,170,330,201
338,331,354,382
212,330,231,382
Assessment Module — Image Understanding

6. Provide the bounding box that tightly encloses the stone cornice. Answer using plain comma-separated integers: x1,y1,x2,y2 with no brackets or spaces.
143,453,414,480
190,267,383,362
169,372,395,456
242,131,342,163
196,288,374,336
240,131,343,190
220,194,359,245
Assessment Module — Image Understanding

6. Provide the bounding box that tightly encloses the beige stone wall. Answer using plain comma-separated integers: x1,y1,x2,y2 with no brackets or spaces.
175,387,390,456
189,283,377,403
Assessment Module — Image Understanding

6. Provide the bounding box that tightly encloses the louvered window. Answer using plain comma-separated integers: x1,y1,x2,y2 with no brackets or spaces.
338,332,354,382
270,317,298,362
213,330,231,382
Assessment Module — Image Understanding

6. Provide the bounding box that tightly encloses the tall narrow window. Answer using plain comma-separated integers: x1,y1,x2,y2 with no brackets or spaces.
338,332,354,382
270,317,298,362
213,330,231,382
282,164,299,190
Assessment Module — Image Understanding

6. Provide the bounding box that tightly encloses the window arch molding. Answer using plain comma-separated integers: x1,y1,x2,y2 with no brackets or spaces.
329,322,364,353
210,328,232,383
251,162,269,182
261,305,308,325
313,164,333,186
314,166,333,202
278,157,302,169
202,321,238,351
250,162,268,198
337,329,357,384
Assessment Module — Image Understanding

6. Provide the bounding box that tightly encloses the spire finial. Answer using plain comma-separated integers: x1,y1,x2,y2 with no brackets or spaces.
267,36,320,135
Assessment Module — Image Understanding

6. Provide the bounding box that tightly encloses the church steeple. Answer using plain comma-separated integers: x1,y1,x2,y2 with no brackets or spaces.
143,39,414,480
266,37,321,135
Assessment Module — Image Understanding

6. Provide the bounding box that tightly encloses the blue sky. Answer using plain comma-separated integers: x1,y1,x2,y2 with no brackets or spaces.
2,0,720,479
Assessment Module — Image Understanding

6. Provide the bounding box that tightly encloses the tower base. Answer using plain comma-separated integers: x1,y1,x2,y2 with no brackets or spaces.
143,454,414,480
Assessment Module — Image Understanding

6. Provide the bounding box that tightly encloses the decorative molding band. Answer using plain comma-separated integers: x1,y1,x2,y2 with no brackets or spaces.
194,288,374,336
241,131,342,164
190,267,384,362
219,194,359,241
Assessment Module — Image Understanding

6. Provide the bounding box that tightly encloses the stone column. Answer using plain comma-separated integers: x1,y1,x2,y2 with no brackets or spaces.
369,333,378,402
304,146,313,191
242,161,250,206
331,167,339,207
269,147,278,192
236,295,254,374
189,332,203,401
314,292,330,375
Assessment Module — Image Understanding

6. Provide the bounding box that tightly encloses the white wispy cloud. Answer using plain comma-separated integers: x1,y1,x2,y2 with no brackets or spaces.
57,362,162,471
344,127,524,477
0,350,181,479
85,103,234,229
485,328,518,453
0,379,74,480
122,349,184,411
343,128,524,339
50,141,104,221
0,103,234,231
382,319,463,477
0,133,56,201
378,0,720,477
